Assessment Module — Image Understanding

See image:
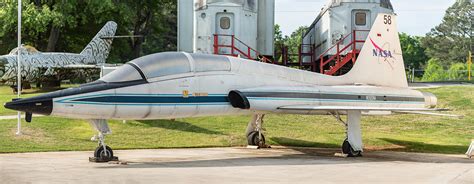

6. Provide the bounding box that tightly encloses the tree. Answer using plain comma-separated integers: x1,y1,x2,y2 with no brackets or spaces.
139,0,177,58
0,0,177,64
422,58,446,81
273,24,287,61
274,24,285,46
399,32,428,71
421,0,473,67
286,26,307,53
273,25,308,62
0,1,64,52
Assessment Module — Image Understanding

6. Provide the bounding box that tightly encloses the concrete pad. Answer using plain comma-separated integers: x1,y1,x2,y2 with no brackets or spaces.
0,147,472,184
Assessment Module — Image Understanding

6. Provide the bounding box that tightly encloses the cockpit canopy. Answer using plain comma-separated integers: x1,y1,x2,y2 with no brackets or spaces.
8,45,40,55
100,52,231,83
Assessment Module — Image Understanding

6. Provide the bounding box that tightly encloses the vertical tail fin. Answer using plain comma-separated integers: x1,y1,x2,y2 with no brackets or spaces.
344,14,408,88
80,21,117,65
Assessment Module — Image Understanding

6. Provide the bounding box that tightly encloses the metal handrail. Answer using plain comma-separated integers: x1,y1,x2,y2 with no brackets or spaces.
319,30,369,57
321,41,355,66
214,34,259,56
213,34,273,63
319,30,369,74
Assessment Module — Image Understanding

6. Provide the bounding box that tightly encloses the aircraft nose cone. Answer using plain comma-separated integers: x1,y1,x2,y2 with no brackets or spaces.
4,97,53,115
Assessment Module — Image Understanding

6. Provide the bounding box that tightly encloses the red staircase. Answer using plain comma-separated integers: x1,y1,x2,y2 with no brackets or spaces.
213,34,272,63
323,51,358,75
319,30,368,75
213,30,368,76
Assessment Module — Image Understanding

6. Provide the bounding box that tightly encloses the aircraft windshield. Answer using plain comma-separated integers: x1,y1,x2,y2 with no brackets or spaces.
100,64,143,83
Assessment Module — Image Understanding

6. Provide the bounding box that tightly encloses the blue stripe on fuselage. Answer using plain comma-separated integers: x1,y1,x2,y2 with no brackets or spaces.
73,96,229,104
54,93,424,106
247,97,424,104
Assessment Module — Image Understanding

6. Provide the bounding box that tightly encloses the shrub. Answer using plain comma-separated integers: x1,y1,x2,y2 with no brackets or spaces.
422,58,446,81
447,63,468,80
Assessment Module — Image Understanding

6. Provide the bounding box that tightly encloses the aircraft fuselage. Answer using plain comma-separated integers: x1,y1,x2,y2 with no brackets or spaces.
0,53,92,83
5,53,435,120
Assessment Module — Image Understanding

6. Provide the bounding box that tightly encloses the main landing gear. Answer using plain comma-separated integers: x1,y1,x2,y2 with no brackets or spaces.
332,110,363,157
246,114,270,148
88,119,118,162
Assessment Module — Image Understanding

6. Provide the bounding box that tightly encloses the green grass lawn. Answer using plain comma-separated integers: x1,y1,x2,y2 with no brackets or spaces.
0,85,472,154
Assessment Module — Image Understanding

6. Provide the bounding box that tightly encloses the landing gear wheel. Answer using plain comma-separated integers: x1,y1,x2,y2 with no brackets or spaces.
247,131,266,147
94,145,114,160
342,139,362,157
90,145,118,162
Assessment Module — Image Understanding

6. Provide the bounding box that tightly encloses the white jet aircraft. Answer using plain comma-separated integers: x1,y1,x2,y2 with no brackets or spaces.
0,21,117,87
4,14,454,162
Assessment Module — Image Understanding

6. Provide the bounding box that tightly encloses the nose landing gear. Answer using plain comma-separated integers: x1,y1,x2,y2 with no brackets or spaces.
247,130,266,147
88,119,118,162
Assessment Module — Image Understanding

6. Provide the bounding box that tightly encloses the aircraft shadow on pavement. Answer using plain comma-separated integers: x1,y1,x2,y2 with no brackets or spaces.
95,138,353,169
93,137,472,169
100,154,348,169
379,138,468,154
271,137,340,149
103,148,472,169
137,120,225,135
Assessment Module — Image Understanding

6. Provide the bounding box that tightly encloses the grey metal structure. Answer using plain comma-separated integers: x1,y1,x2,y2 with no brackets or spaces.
302,0,394,62
177,0,275,57
257,0,275,57
177,0,194,53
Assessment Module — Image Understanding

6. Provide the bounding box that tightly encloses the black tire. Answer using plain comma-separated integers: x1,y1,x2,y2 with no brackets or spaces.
94,145,114,161
247,131,265,146
342,139,362,157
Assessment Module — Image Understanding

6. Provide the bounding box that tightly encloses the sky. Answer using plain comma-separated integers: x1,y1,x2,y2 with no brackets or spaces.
275,0,456,36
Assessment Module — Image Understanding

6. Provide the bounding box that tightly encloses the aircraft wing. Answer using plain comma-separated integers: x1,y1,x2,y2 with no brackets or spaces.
278,105,462,118
36,64,105,70
51,64,120,69
278,105,443,111
38,65,102,76
228,87,461,118
61,64,101,69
